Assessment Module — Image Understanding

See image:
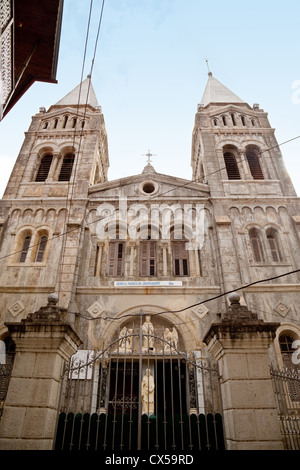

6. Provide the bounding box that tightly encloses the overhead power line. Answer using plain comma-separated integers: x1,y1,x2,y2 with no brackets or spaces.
0,133,298,263
148,134,300,200
69,267,300,322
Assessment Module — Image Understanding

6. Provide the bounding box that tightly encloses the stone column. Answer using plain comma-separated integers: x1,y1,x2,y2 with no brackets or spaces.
203,293,283,450
162,242,168,277
95,241,104,277
46,152,60,182
0,294,82,450
239,150,252,179
129,240,136,277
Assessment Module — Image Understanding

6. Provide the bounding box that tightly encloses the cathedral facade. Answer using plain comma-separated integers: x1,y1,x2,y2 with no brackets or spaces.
0,73,299,450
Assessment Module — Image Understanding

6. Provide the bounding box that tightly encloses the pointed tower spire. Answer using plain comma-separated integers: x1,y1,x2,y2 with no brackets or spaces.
54,76,99,108
200,72,245,107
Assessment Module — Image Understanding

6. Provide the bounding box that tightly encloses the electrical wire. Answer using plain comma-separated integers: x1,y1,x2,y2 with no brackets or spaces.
1,9,300,329
1,133,299,263
67,266,300,322
57,0,95,298
148,134,300,200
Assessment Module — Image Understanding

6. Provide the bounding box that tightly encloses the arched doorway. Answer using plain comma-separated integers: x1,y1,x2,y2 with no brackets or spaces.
54,312,224,451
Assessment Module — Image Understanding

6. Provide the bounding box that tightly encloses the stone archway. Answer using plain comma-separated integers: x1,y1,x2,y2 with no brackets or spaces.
54,311,225,451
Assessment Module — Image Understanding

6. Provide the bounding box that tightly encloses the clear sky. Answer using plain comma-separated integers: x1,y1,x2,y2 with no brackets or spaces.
1,0,300,196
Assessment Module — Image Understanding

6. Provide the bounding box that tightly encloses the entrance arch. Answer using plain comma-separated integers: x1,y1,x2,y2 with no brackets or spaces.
54,311,225,451
96,304,197,353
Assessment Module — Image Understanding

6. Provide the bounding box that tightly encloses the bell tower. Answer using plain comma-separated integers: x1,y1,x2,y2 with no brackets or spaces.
0,77,110,314
190,72,300,309
3,75,109,201
191,72,296,198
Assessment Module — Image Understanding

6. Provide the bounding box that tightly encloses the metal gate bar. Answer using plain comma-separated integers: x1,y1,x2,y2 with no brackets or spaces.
54,320,225,451
270,365,300,450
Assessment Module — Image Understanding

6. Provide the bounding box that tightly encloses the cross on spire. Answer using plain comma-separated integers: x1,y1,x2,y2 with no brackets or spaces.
142,150,157,165
205,59,212,77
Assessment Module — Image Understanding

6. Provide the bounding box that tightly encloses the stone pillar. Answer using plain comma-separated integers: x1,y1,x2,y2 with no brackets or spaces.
0,294,82,450
95,241,104,277
162,242,168,277
129,241,136,277
203,293,283,450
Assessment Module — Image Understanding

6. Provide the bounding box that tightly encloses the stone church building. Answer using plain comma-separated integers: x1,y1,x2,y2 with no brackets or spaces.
0,73,299,451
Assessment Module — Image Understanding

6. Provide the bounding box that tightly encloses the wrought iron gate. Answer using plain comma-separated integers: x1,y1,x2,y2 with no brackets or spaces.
270,365,300,450
54,318,225,451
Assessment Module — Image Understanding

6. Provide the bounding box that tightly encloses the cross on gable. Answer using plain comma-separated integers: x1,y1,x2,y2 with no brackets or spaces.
142,150,157,165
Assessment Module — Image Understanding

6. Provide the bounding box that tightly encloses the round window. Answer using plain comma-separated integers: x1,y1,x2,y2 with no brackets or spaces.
139,180,158,196
142,182,155,194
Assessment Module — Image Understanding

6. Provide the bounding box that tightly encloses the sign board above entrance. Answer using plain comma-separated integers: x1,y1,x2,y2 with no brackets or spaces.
114,281,183,287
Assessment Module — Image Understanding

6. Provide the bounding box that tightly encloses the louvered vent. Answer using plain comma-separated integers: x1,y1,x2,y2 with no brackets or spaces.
223,152,241,179
35,155,53,182
246,150,264,179
58,154,75,181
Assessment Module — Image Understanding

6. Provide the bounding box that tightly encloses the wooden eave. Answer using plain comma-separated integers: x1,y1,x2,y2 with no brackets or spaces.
2,0,64,118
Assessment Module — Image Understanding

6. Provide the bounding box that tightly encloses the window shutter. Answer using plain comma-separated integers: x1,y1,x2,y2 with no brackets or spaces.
35,155,53,182
116,243,124,275
19,236,31,262
107,242,124,276
140,242,156,276
250,232,264,262
267,235,280,262
35,236,48,262
149,242,155,276
58,154,75,181
108,242,116,276
140,242,148,276
173,241,189,276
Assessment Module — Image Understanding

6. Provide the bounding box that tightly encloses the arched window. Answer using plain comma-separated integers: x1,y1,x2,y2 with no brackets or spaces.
35,235,48,262
222,115,227,126
35,154,53,182
223,152,241,179
58,154,75,181
53,119,58,129
241,116,246,126
19,235,31,262
249,228,264,262
279,333,300,370
231,114,236,126
246,147,264,179
62,116,68,128
213,118,218,126
266,229,281,262
72,118,77,128
43,122,49,129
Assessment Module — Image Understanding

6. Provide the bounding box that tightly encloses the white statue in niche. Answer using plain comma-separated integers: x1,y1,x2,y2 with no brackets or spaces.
126,329,133,351
171,327,178,352
163,328,172,353
142,315,154,352
141,368,155,415
118,326,132,353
